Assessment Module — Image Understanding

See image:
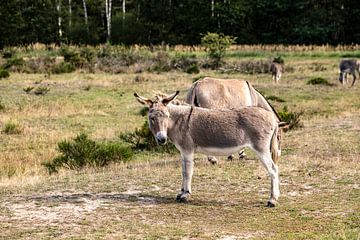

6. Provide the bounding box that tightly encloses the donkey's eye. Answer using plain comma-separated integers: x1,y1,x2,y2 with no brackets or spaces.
150,117,155,123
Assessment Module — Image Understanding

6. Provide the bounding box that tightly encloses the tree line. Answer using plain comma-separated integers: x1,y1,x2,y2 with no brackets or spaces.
1,0,360,48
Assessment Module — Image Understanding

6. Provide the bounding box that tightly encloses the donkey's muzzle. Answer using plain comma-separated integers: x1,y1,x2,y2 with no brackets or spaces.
156,131,167,145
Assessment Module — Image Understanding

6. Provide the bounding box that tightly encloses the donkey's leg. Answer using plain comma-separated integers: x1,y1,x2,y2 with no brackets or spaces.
276,71,281,83
352,72,356,86
257,151,280,207
176,152,194,202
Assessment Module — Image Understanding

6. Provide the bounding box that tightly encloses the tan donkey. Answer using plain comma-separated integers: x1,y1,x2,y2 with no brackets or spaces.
134,91,282,207
186,77,282,163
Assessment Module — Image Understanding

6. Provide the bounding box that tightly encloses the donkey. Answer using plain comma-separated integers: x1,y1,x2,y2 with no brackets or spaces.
134,91,281,207
339,59,360,86
270,62,283,84
186,77,282,163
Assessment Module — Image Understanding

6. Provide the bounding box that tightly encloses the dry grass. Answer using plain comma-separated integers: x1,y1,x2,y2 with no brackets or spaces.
0,48,359,239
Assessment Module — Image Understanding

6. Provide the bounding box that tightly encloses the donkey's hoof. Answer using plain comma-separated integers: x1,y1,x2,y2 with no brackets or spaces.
176,193,190,203
207,156,218,165
227,155,234,161
267,200,277,208
239,150,246,159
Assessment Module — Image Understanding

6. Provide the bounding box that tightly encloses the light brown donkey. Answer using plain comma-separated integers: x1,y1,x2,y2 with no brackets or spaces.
134,91,281,207
186,77,282,163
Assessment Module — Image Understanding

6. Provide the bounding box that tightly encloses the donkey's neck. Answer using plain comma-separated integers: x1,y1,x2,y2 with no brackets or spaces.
166,104,192,141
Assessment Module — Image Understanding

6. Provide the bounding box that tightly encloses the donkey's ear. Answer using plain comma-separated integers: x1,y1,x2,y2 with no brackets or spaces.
162,91,179,106
134,93,153,106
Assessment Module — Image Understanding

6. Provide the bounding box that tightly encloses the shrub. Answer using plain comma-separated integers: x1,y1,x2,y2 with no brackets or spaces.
42,133,133,174
0,68,9,79
0,99,5,111
119,119,176,153
278,106,304,131
171,53,199,73
23,86,34,94
25,56,55,74
59,46,84,67
2,122,23,135
267,95,286,102
186,64,200,74
225,60,271,74
307,77,331,85
150,52,171,72
2,57,25,70
34,86,50,95
201,32,236,68
51,62,76,74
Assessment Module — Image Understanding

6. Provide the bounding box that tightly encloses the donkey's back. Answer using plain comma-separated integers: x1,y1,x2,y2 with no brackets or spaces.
186,77,274,113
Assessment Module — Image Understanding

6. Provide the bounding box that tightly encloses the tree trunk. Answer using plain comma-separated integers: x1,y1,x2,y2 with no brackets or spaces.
56,0,63,38
68,0,72,27
122,0,125,29
82,0,89,36
105,0,112,42
211,0,214,17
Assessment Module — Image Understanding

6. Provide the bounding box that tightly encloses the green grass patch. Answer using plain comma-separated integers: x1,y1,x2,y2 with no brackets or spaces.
307,77,332,86
2,122,23,135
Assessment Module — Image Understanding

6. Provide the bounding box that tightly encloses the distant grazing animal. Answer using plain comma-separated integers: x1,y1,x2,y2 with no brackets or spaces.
339,59,360,86
270,62,283,83
186,77,282,164
134,91,282,207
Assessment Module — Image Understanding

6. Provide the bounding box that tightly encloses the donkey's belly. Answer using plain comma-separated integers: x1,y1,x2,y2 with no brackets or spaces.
196,145,247,156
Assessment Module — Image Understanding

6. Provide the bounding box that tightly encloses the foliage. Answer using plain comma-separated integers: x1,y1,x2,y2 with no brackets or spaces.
51,62,76,74
23,86,34,94
33,87,50,96
278,106,304,131
119,119,176,153
0,99,5,111
0,68,10,79
0,1,360,46
267,95,286,103
201,32,236,68
42,133,133,174
2,122,23,135
307,77,331,86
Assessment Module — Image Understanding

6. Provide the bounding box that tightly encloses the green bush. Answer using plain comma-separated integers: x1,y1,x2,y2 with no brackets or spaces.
0,99,5,111
59,46,84,67
42,133,133,174
186,64,200,74
0,68,10,79
307,77,331,85
3,57,25,70
2,122,22,135
150,52,172,72
267,95,286,102
278,106,304,131
171,53,199,73
34,86,50,95
23,86,34,94
120,119,176,153
201,32,236,68
51,62,76,74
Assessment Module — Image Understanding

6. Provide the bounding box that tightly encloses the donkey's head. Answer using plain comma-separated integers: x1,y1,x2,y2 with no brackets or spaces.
134,91,179,145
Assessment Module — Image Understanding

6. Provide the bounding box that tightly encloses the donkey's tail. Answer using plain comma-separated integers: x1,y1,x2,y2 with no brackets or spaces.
186,80,200,106
270,125,282,163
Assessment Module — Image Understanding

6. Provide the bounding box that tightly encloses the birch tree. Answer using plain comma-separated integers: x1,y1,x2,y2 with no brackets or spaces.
82,0,89,35
56,0,63,38
105,0,112,42
68,0,72,27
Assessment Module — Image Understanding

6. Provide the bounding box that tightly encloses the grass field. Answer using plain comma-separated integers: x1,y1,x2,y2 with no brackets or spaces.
0,46,359,239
